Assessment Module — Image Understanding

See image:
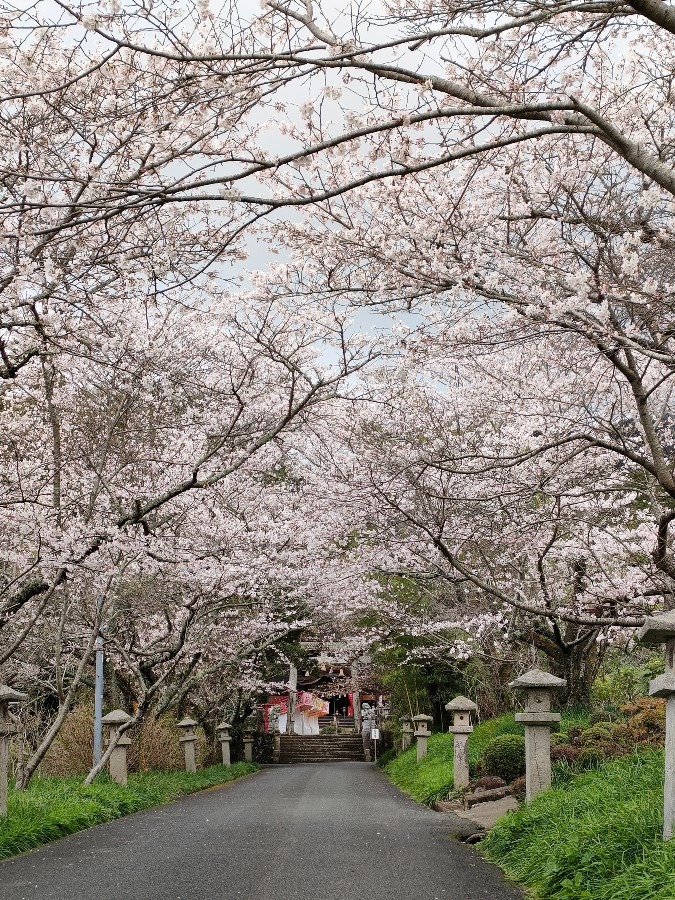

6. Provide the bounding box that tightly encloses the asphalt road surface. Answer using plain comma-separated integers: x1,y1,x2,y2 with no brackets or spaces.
0,764,522,900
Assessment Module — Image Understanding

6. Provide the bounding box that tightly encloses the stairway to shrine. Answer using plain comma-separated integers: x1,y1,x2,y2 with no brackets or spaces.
278,734,366,763
317,715,355,730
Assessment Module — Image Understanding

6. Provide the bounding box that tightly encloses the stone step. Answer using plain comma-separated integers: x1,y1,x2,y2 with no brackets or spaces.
279,736,363,742
278,758,365,764
278,734,367,763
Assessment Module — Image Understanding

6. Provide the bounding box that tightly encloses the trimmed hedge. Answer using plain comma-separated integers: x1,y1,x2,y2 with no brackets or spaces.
0,763,257,860
479,734,526,783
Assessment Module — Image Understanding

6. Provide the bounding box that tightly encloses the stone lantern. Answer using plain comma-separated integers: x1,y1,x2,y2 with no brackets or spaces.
216,721,231,767
413,714,433,762
401,716,413,752
242,726,254,763
509,668,566,801
638,610,675,839
445,695,478,789
177,717,198,773
0,685,27,818
100,709,132,786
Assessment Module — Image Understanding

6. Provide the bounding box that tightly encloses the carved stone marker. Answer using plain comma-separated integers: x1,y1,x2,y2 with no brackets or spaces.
0,685,27,817
446,695,478,790
401,717,413,752
413,714,433,762
216,721,231,766
177,717,198,773
509,668,566,801
638,610,675,839
101,709,132,786
243,727,254,763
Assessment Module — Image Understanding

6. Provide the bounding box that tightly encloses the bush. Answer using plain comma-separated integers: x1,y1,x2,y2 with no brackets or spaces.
479,735,526,783
41,708,207,776
577,745,607,770
551,743,582,765
550,732,570,747
579,723,615,746
510,775,526,801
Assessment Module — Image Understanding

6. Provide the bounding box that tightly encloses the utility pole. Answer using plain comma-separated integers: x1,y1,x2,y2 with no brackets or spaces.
92,595,105,766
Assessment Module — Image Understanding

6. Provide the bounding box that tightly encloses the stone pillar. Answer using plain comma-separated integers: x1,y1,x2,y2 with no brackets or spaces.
101,709,132,786
352,659,362,734
286,665,297,735
273,732,281,764
638,611,675,840
177,717,198,773
243,728,254,763
401,717,413,752
413,714,433,762
445,695,478,790
509,669,566,802
216,722,231,766
0,686,27,818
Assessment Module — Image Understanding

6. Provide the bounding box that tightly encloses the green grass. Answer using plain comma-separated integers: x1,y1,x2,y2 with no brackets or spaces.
384,711,590,806
483,751,675,900
0,763,257,860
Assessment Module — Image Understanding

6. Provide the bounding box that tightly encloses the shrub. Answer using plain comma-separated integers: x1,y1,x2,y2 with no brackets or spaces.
577,745,607,770
567,725,584,742
41,703,94,776
550,732,570,747
510,775,526,801
551,743,582,765
579,723,615,746
479,734,526,783
128,715,195,772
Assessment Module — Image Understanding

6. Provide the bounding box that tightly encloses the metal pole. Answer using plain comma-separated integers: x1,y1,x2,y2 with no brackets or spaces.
92,634,104,766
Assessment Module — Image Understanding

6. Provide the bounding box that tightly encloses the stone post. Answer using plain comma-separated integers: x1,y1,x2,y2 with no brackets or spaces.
177,717,198,773
273,732,281,764
401,717,413,752
216,722,231,766
101,709,132,786
243,727,254,763
352,659,362,734
638,610,675,840
413,714,433,762
286,665,297,735
509,669,566,801
445,695,478,790
0,686,27,818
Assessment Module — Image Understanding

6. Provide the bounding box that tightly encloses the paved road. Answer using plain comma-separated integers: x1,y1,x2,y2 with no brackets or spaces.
0,764,521,900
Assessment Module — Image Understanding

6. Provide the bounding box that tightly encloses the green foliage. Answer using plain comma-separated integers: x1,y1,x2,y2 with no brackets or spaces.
592,652,664,710
479,735,526,783
0,763,257,860
550,699,665,783
579,723,615,746
576,746,607,770
376,748,397,768
385,710,589,807
483,751,675,900
385,713,524,805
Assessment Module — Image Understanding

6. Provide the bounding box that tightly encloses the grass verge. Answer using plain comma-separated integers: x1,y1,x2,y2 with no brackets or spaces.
482,750,675,900
384,710,589,806
0,762,257,861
